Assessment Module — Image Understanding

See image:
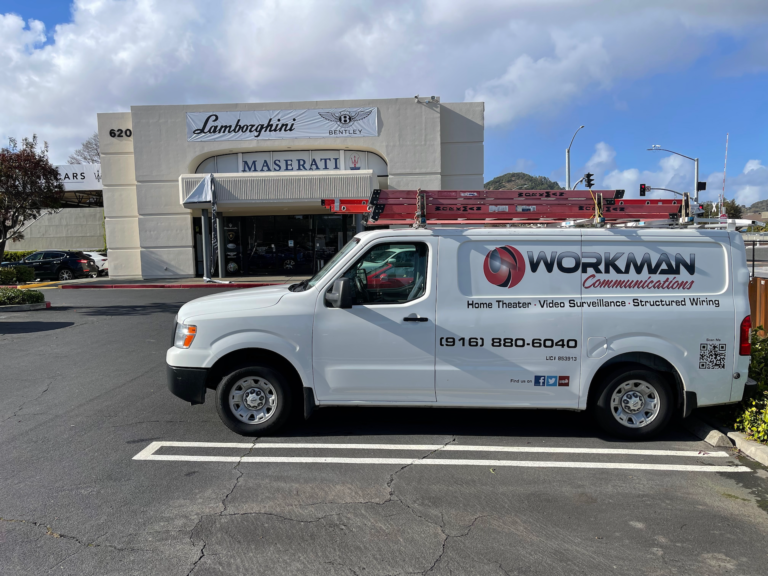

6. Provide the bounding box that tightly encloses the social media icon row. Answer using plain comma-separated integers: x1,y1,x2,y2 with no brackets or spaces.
534,375,570,387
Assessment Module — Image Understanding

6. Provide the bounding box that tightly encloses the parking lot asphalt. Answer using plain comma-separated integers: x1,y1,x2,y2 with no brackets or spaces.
2,289,768,576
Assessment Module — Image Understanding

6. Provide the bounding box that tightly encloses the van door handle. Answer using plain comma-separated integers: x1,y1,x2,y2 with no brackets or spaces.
403,316,428,322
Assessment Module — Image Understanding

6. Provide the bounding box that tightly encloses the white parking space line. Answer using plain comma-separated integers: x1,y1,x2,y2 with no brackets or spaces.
134,454,749,473
133,441,730,458
132,441,748,472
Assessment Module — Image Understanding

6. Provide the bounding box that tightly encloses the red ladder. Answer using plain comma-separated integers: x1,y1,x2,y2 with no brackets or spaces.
322,189,691,226
369,189,689,226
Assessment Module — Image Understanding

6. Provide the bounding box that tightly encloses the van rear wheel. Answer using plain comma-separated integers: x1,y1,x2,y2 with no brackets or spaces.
215,365,292,436
593,368,673,439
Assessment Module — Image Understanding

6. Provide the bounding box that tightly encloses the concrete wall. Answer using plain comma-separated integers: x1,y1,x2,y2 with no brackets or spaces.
98,112,142,278
99,97,485,279
440,103,484,190
9,208,105,251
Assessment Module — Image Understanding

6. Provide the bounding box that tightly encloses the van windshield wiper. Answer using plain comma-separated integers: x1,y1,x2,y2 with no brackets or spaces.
289,279,309,292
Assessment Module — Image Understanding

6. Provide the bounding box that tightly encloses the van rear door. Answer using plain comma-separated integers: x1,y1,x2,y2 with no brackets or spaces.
434,231,583,407
580,229,734,407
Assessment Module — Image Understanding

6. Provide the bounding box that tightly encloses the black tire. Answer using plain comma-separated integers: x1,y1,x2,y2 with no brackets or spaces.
57,268,74,281
215,365,293,436
592,368,674,439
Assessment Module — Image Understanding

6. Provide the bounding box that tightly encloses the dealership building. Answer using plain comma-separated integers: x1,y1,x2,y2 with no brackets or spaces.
97,97,484,279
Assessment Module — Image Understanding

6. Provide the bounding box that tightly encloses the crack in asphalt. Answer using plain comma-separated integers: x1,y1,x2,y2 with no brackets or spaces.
422,514,488,575
383,436,457,506
0,516,152,554
3,379,52,422
186,438,259,576
184,435,465,575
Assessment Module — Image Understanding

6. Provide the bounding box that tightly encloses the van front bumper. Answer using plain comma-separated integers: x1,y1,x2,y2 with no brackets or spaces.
167,364,208,405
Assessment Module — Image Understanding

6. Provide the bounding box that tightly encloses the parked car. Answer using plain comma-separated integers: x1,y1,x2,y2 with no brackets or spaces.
83,252,109,276
1,251,98,281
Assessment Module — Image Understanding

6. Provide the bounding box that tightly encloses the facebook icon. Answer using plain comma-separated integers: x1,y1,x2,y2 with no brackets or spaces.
534,375,547,386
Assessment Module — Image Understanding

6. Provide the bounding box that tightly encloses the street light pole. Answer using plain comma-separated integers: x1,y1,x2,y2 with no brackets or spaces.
566,125,585,190
648,146,700,204
647,187,686,198
694,157,699,205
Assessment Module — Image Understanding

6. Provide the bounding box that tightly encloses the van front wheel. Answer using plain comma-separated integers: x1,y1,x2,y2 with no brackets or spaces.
593,368,673,439
215,365,292,436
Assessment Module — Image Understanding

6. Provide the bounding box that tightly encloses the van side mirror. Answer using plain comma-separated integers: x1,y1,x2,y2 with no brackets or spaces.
325,277,352,309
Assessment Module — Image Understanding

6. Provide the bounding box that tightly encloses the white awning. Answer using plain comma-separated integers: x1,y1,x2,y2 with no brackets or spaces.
179,169,375,212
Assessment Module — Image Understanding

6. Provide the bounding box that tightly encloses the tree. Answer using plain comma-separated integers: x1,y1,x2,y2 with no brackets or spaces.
67,132,100,164
700,200,744,219
724,199,743,219
0,136,65,255
700,201,717,217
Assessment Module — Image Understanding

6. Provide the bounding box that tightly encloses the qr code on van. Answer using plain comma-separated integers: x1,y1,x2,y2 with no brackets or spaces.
699,343,726,369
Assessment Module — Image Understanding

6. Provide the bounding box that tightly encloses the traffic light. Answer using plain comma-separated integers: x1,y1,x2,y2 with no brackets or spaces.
640,183,646,197
584,173,595,188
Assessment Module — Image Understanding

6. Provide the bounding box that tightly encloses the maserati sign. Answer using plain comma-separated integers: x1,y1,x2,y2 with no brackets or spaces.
186,108,378,142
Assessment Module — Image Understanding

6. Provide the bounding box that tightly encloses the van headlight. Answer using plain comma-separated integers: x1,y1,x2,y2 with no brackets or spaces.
174,322,197,349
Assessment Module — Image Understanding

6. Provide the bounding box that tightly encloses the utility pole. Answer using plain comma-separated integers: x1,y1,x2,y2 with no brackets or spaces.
566,125,585,190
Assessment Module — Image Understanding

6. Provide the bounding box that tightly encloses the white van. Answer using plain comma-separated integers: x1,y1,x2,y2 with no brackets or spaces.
166,227,753,438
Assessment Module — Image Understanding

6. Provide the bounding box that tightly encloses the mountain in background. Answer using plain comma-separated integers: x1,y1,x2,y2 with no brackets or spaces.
484,172,564,191
746,200,768,213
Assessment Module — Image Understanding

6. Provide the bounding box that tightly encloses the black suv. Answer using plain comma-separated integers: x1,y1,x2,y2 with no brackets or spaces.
1,251,98,281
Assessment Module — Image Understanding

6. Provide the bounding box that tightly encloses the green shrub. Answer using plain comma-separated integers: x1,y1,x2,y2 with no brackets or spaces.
0,268,14,285
13,265,34,283
0,288,45,306
732,328,768,444
0,265,35,285
2,250,36,263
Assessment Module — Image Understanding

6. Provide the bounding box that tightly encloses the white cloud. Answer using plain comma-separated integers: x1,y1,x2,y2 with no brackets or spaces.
576,144,768,207
465,35,610,126
0,0,767,161
706,160,768,208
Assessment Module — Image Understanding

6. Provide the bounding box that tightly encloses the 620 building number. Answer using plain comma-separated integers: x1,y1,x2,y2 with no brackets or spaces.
109,129,132,138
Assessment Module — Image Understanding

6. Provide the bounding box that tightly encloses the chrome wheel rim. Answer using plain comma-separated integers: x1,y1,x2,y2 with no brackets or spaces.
59,270,73,280
610,379,661,428
228,377,278,425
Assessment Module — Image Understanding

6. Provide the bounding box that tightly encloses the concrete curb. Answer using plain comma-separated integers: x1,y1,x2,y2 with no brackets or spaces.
60,283,282,289
0,283,56,289
683,416,734,448
0,301,51,312
727,431,768,468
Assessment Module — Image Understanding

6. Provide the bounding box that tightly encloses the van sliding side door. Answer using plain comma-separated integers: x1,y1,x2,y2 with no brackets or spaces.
434,231,582,407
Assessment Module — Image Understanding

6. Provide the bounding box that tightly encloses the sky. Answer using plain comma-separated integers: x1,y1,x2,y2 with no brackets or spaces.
0,0,767,206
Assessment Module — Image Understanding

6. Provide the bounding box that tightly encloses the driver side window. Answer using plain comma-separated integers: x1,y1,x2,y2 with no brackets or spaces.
342,242,428,305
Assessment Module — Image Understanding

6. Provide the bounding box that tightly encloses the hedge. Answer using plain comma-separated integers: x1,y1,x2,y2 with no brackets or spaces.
732,328,768,444
0,288,45,306
2,251,36,263
0,265,35,285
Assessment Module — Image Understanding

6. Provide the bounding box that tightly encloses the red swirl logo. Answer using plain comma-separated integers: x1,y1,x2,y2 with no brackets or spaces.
483,246,526,288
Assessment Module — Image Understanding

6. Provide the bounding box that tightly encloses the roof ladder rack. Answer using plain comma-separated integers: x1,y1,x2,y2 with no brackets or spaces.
320,188,761,230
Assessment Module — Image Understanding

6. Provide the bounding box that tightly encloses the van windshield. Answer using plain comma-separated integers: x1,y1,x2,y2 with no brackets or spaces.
304,238,360,289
